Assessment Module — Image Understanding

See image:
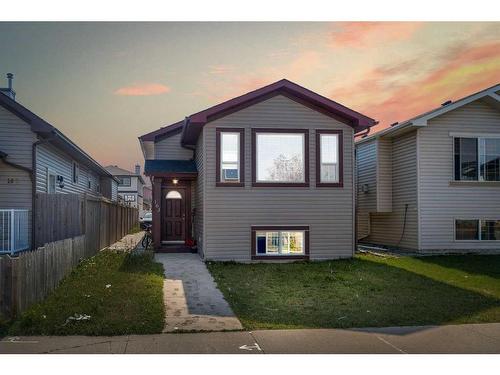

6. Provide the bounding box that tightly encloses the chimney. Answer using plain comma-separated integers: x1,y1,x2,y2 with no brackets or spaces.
1,73,16,100
135,164,141,175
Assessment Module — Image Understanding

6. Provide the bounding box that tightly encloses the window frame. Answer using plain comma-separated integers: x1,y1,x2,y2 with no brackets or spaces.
453,135,500,182
216,128,245,187
454,218,500,242
46,168,57,194
72,161,79,184
251,225,310,260
251,128,310,187
316,129,343,187
118,176,132,187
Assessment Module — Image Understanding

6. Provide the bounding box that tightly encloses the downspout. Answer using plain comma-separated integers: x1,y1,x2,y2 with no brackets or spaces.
31,133,56,249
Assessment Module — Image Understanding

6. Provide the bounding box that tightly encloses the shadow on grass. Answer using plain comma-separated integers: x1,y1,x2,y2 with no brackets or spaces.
208,257,500,332
119,251,165,277
415,254,500,279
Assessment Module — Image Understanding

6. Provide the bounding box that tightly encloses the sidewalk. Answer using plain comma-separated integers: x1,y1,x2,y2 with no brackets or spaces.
1,323,499,354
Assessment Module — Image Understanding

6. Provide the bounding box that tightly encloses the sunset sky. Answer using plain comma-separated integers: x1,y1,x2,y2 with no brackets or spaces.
1,22,499,172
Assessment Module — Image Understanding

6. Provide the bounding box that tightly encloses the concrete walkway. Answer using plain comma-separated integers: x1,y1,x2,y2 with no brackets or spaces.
1,323,500,354
154,253,243,332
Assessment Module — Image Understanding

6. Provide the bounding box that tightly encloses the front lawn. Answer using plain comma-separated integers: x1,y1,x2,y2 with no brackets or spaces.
207,254,500,330
9,250,165,336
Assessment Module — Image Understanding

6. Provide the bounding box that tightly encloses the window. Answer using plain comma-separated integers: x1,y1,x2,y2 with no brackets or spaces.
454,137,500,181
481,220,500,241
166,190,182,199
251,226,309,259
72,162,79,184
216,128,244,186
455,219,479,240
252,129,309,187
455,219,500,241
118,176,131,186
47,168,56,194
316,130,343,186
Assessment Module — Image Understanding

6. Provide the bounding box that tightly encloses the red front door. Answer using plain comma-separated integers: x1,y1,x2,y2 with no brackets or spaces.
162,188,185,242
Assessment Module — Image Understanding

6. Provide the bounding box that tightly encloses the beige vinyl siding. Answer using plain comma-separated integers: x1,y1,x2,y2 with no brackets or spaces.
35,143,101,196
418,100,500,252
356,139,377,213
377,137,392,212
202,94,355,261
155,132,193,160
365,131,418,250
194,131,205,256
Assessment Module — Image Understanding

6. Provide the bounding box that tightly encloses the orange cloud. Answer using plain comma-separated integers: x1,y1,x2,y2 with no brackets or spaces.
208,64,235,75
330,22,423,47
336,40,500,132
114,83,171,96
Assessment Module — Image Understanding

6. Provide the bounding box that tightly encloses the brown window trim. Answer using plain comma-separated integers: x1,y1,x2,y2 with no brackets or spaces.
216,128,245,187
316,129,343,187
251,128,310,187
251,225,310,260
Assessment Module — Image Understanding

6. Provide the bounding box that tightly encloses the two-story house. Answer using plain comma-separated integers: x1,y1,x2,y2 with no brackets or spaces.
139,79,376,261
356,83,500,253
104,164,145,216
0,73,118,254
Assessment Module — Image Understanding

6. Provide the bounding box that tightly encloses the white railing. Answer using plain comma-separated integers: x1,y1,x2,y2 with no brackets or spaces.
0,209,30,255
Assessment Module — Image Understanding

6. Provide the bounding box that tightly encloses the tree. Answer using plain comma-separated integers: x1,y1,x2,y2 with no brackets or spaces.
267,154,304,182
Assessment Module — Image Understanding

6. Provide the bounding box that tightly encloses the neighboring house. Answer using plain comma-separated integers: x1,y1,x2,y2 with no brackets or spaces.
104,164,145,215
139,79,376,261
0,73,118,254
356,83,500,253
143,185,152,212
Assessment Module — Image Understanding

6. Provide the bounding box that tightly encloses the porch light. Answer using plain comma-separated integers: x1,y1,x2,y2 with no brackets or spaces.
172,178,178,185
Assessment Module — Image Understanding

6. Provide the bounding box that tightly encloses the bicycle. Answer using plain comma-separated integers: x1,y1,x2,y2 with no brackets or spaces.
141,223,152,249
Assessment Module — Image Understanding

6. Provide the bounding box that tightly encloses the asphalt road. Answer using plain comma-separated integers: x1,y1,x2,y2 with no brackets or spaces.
1,323,500,354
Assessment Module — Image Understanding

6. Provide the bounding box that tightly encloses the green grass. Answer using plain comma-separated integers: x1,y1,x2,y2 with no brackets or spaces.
9,250,165,336
207,254,500,330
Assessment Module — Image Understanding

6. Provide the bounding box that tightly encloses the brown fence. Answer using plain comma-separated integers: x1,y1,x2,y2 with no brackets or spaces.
35,193,138,249
0,194,138,319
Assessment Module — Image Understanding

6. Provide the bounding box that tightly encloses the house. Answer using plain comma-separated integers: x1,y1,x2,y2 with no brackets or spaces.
356,83,500,253
104,164,146,215
0,73,118,254
139,79,376,261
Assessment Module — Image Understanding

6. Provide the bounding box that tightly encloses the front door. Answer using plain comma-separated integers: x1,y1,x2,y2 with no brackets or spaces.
162,188,185,242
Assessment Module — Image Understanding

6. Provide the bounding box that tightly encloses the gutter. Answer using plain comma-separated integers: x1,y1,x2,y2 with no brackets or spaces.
0,152,32,175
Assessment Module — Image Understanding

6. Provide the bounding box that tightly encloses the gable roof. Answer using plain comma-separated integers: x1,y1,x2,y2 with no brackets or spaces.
356,83,500,145
139,79,377,145
105,165,145,184
0,91,116,180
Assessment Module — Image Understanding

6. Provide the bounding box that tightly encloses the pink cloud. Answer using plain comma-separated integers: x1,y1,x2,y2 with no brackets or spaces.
114,83,171,96
333,40,500,132
330,22,423,47
208,65,235,75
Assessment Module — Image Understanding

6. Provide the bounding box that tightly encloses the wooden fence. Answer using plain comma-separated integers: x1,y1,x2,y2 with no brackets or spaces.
0,194,138,319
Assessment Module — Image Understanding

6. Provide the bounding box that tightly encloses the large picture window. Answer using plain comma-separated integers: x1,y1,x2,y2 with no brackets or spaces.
118,176,131,186
316,130,343,187
251,226,309,259
216,128,244,186
454,137,500,181
455,219,500,241
252,129,309,187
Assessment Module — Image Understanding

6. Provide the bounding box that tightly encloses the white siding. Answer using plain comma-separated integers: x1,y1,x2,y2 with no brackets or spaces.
35,143,101,196
418,100,500,252
0,105,36,246
366,131,419,250
155,132,193,160
202,94,355,261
